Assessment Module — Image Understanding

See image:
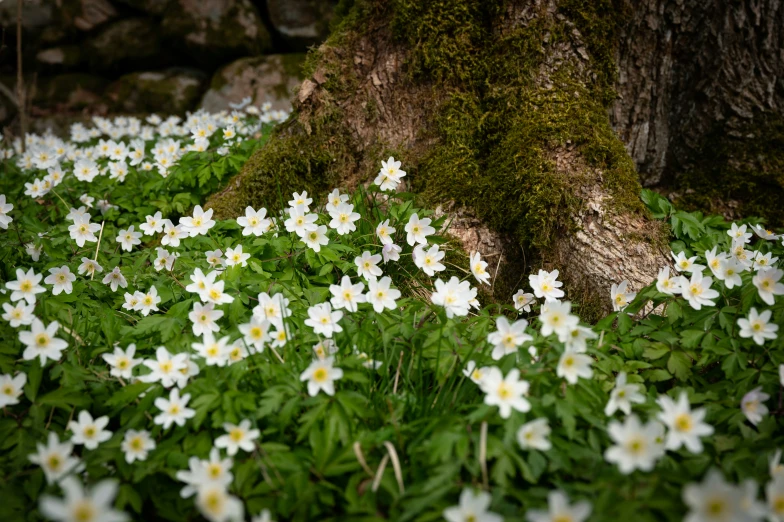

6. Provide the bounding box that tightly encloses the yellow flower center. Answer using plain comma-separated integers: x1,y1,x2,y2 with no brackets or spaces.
36,334,49,347
72,501,96,522
313,368,328,383
497,382,512,400
47,454,61,470
230,428,244,442
674,413,692,432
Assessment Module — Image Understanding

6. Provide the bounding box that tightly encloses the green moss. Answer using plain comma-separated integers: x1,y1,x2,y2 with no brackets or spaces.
672,116,784,226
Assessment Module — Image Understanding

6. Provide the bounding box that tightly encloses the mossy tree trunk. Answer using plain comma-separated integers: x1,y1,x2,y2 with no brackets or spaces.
210,0,775,315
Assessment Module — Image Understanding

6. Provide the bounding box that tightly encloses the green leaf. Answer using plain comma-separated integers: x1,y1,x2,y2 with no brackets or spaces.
667,351,692,381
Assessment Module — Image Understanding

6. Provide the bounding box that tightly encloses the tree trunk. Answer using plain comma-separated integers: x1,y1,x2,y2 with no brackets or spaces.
207,0,782,315
612,0,784,221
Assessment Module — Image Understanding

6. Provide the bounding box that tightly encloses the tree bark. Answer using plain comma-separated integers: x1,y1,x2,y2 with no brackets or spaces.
612,0,784,220
206,0,699,315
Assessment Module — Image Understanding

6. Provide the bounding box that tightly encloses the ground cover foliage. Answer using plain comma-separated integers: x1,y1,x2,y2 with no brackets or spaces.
0,108,783,521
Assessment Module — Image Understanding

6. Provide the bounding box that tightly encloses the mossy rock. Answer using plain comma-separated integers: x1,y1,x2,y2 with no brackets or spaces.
200,54,307,112
87,18,164,73
160,0,272,68
33,74,109,110
267,0,339,52
104,68,206,115
35,46,84,72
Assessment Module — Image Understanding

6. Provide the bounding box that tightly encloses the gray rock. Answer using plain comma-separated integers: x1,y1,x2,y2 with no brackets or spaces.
33,74,109,110
267,0,336,51
105,68,206,114
36,46,83,71
199,54,306,112
114,0,172,15
69,0,118,32
161,0,271,67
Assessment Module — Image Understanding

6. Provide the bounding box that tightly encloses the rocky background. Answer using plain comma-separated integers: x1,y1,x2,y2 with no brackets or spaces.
0,0,338,133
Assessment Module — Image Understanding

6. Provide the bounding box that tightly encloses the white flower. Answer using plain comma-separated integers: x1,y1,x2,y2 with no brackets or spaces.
443,489,502,522
325,188,349,213
604,415,665,474
225,244,250,267
752,251,778,272
412,243,445,277
140,211,164,235
431,276,476,318
237,206,270,236
355,250,383,280
192,332,231,367
376,219,395,245
525,490,592,522
705,247,728,277
753,267,784,305
374,156,406,191
29,432,81,484
180,205,215,237
463,361,487,385
73,158,99,182
557,350,593,385
738,308,778,345
672,251,706,273
0,372,26,407
752,224,780,241
175,448,232,498
39,476,128,522
102,267,128,292
68,215,101,247
313,339,338,360
728,222,752,243
767,476,784,521
141,347,189,388
328,202,360,235
154,388,195,429
741,387,770,426
138,286,161,316
122,291,142,312
300,356,343,396
20,318,68,365
121,429,155,464
189,302,224,336
2,301,35,327
329,275,366,312
26,242,43,261
205,249,225,268
195,484,245,522
7,268,46,304
529,269,565,302
513,290,535,312
680,271,720,310
284,205,318,237
656,392,714,453
239,316,271,353
539,300,578,338
161,219,186,247
77,257,103,277
470,252,491,285
102,344,141,379
604,372,645,416
487,316,533,360
516,418,552,451
480,367,530,418
69,410,112,450
381,242,402,264
204,280,234,305
186,268,217,300
563,324,597,353
683,469,745,522
0,194,13,229
302,225,329,252
288,191,313,210
304,302,343,338
253,292,290,326
731,239,755,269
154,247,178,272
404,213,435,246
214,419,260,456
715,258,744,289
366,276,401,313
610,280,636,311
